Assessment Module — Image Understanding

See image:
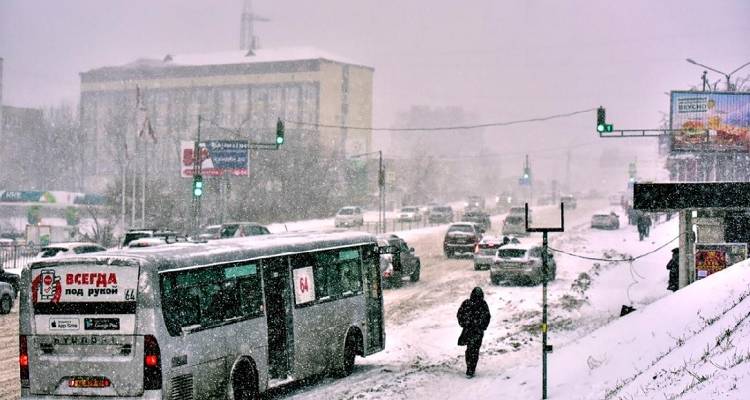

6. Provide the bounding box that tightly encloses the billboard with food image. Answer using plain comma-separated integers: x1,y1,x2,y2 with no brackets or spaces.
670,91,750,152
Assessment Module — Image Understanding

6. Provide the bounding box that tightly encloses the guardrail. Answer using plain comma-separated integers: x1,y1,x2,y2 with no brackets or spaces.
0,244,40,270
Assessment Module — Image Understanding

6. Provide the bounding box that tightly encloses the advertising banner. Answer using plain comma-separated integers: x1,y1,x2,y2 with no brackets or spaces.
695,243,748,280
670,92,750,152
181,140,249,177
31,265,139,334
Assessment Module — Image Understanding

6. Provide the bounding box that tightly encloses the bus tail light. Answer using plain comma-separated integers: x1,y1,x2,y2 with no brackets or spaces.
20,335,29,387
143,335,162,390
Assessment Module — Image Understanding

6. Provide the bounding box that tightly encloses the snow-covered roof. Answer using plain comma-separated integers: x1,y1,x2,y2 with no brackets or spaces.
164,46,366,68
110,46,369,71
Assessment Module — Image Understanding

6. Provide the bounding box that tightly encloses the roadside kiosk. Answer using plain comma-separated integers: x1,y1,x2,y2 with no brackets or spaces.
634,182,750,289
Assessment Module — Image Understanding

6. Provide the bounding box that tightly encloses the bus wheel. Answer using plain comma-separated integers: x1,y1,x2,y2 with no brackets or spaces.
0,295,12,314
336,333,358,377
232,362,258,400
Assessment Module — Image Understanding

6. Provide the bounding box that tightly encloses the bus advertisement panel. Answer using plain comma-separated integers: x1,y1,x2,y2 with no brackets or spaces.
670,91,750,153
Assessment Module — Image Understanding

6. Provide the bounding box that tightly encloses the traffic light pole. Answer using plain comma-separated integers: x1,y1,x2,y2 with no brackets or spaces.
191,116,286,235
526,203,564,400
192,116,203,236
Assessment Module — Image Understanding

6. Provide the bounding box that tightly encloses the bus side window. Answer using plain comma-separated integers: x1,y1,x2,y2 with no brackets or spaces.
339,248,362,295
313,251,337,300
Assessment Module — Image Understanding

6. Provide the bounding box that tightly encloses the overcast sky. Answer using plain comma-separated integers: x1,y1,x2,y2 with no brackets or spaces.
1,0,748,189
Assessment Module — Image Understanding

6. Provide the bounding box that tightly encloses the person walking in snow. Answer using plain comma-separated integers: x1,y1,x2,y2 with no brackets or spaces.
636,212,649,241
666,248,679,291
457,287,491,378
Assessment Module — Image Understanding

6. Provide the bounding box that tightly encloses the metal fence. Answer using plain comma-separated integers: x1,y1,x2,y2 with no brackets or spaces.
0,244,39,271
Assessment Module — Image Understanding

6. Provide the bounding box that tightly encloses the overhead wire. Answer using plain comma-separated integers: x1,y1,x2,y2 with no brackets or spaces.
283,108,596,133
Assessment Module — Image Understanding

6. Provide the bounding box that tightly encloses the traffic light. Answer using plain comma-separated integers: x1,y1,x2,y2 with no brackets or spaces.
596,106,613,133
192,175,203,198
276,118,285,146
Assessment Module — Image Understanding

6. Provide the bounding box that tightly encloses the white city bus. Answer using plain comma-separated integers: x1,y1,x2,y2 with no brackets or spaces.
19,231,385,399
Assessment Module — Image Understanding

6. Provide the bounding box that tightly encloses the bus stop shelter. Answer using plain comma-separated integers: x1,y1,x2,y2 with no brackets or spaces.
634,182,750,289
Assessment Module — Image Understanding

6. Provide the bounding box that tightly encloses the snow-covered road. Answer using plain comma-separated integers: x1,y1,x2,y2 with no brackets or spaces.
260,200,680,399
0,199,681,400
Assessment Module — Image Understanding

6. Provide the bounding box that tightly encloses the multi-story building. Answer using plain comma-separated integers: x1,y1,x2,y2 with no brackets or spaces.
79,47,374,191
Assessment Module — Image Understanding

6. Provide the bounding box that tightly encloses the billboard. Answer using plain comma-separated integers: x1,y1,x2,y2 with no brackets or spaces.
694,243,748,280
670,91,750,152
180,140,249,177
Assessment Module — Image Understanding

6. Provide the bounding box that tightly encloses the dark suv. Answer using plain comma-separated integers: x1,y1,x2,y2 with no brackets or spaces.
378,234,421,287
0,267,19,298
443,222,484,258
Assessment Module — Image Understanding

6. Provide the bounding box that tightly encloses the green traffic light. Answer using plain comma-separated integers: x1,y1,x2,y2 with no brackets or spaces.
193,187,203,197
276,135,284,145
605,124,613,132
597,124,605,133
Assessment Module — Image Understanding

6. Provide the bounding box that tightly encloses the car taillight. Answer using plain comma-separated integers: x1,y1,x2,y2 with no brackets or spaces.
143,335,162,390
20,335,29,387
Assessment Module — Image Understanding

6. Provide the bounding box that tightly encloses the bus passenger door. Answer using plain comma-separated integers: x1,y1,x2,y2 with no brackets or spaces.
263,257,293,379
364,245,385,353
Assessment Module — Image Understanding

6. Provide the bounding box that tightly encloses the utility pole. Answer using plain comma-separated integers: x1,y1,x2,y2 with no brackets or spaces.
526,203,564,400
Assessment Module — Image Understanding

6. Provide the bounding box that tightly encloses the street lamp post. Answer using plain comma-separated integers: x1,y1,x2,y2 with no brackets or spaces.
686,58,750,91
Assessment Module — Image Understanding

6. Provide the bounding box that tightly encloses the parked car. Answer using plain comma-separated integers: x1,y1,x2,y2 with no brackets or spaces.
561,195,577,210
428,205,454,223
502,215,529,236
462,209,492,231
0,281,14,314
122,228,178,247
197,224,222,240
220,222,270,238
335,206,364,227
490,244,556,285
377,234,421,287
398,206,422,222
591,213,620,230
443,222,484,258
37,242,107,258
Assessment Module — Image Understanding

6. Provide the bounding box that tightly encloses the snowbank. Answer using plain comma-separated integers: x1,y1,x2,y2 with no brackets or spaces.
548,253,750,399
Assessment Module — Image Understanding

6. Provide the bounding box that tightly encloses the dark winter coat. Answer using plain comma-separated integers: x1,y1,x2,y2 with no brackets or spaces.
667,252,679,291
457,287,491,345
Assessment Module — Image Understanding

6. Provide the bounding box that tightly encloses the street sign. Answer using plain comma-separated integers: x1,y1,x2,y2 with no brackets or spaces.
180,140,249,177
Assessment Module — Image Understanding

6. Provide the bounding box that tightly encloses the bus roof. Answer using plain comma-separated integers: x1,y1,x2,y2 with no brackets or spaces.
30,230,377,273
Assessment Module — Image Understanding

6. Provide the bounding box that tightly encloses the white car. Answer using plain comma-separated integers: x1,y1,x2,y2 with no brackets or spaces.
335,206,364,227
36,242,107,259
490,244,556,285
398,206,422,222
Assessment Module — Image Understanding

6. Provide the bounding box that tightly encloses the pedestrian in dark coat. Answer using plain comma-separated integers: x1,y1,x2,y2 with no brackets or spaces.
667,248,679,291
457,287,491,377
636,212,649,241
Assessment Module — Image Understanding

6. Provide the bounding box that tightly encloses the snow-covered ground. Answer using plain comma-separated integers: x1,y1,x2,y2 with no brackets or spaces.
254,200,687,399
5,200,747,399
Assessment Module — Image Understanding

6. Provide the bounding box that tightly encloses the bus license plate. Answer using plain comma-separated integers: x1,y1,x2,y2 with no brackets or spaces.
68,377,110,388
